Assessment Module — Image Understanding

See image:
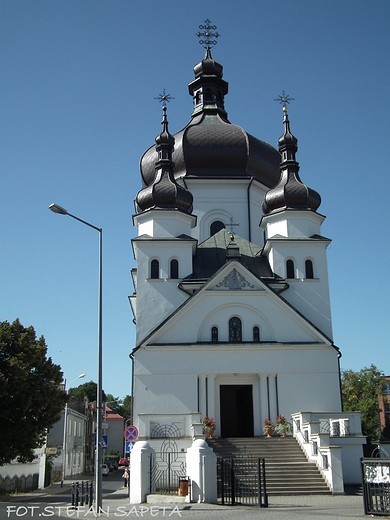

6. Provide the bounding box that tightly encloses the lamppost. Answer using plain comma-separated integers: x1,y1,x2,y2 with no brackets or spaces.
49,203,103,511
62,373,86,486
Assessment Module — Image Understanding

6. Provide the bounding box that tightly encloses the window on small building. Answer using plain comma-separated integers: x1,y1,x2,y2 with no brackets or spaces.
253,326,260,343
210,220,225,237
229,317,242,343
305,259,314,279
170,259,179,279
211,327,218,343
151,259,159,279
286,259,295,279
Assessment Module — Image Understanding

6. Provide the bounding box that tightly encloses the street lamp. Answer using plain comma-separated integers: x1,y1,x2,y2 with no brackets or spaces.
62,373,86,486
49,203,103,511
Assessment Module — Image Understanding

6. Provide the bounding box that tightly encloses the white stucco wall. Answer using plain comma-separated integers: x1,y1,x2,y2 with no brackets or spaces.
133,343,342,438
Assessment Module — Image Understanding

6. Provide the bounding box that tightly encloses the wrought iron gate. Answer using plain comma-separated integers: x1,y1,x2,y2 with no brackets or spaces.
150,451,187,494
217,457,268,507
362,458,390,515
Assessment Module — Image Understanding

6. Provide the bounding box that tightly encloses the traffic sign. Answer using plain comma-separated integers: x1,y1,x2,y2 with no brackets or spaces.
124,425,138,442
125,441,136,453
95,435,108,449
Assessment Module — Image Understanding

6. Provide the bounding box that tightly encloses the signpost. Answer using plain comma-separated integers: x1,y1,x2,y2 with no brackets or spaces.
124,426,138,455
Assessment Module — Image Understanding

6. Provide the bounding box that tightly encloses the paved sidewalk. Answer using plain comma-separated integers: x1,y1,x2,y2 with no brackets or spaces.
1,480,368,519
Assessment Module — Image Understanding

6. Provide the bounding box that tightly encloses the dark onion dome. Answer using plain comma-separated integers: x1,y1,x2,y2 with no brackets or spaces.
136,106,193,214
138,49,281,192
262,107,321,214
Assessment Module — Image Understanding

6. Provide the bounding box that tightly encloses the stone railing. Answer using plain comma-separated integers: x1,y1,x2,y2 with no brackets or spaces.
291,411,366,492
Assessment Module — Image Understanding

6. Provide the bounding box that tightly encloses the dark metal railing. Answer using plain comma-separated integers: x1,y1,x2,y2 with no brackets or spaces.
0,473,39,493
362,458,390,516
217,457,267,507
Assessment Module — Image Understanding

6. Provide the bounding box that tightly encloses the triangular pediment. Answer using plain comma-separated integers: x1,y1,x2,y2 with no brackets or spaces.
138,260,331,349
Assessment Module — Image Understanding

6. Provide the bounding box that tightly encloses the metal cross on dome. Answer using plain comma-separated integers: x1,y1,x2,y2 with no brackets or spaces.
228,217,239,234
274,90,295,108
197,19,220,49
154,89,175,107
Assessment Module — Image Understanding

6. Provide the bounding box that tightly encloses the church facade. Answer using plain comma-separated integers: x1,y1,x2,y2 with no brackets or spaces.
129,45,343,445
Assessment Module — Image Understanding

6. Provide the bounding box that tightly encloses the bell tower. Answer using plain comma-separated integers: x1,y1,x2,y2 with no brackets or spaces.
260,106,333,339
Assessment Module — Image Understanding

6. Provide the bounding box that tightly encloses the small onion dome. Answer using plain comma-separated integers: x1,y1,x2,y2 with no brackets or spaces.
136,106,193,214
193,47,224,79
262,108,321,214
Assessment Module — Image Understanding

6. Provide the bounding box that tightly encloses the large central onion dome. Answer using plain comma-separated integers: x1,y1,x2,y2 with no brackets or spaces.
139,49,281,191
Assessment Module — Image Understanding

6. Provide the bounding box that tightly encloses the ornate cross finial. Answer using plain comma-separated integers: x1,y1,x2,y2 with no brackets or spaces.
274,90,295,108
197,19,220,49
228,216,239,234
154,89,175,107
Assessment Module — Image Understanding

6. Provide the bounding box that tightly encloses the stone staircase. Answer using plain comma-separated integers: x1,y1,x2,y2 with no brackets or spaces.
207,436,331,496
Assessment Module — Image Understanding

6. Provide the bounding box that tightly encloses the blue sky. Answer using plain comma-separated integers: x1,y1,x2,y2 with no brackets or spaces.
1,0,389,400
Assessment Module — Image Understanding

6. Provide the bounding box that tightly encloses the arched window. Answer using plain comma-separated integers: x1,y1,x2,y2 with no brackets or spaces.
205,89,212,102
229,317,242,343
253,326,260,343
170,259,179,279
211,327,218,343
305,259,314,279
150,259,159,279
210,220,225,237
286,259,295,279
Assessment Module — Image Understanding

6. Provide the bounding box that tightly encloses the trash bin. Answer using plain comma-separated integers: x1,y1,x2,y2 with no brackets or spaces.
178,477,189,496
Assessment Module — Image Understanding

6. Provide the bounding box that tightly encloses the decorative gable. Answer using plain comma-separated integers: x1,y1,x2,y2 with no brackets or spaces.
215,268,256,290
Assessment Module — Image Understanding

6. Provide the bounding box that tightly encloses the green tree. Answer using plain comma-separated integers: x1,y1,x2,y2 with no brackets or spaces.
120,395,132,421
69,380,106,403
341,364,386,443
0,319,68,465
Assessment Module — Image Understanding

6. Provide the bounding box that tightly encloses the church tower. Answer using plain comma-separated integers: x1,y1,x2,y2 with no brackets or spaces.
131,105,196,344
260,107,333,339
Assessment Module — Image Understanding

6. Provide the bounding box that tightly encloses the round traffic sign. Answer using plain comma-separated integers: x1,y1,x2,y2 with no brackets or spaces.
125,425,138,441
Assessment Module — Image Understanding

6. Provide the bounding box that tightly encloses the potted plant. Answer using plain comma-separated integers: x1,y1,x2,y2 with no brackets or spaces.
202,416,216,438
275,414,292,437
263,418,274,437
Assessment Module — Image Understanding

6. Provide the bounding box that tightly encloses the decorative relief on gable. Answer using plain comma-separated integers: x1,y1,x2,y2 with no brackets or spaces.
215,268,255,290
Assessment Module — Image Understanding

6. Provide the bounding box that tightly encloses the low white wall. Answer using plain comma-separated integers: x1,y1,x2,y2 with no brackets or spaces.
0,446,46,489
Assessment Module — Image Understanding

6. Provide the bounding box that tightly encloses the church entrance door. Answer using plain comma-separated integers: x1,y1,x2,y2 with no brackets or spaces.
220,385,254,437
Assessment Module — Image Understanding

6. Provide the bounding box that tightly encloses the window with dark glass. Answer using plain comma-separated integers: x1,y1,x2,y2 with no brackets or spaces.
210,220,225,237
229,317,242,343
253,326,260,343
211,327,218,343
286,259,295,279
170,259,179,279
151,259,159,279
305,259,314,279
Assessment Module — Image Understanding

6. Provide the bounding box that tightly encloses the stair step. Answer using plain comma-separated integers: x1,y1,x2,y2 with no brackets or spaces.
208,436,331,496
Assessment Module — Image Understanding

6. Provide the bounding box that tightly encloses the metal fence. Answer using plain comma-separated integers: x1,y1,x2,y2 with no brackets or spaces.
361,458,390,515
150,451,187,494
0,473,39,494
217,457,268,507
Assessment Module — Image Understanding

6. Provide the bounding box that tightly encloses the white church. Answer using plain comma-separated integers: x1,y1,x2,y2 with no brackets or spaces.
129,36,364,496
